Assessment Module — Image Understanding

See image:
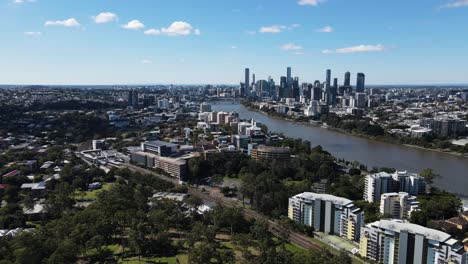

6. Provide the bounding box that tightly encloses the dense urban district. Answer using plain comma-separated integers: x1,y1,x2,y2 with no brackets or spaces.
239,68,468,155
0,73,467,264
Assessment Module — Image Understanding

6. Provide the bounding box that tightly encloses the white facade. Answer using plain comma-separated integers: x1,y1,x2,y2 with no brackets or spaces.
379,192,420,219
364,171,426,202
288,192,364,242
360,219,467,264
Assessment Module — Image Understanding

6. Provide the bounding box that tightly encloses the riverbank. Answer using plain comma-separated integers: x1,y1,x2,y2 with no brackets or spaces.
242,103,468,159
213,100,467,158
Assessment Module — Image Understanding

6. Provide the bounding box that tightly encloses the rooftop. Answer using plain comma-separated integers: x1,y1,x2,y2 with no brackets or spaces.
144,140,178,148
293,192,353,207
370,219,451,243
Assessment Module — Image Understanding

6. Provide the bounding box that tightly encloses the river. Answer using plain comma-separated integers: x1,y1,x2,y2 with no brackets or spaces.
211,101,468,197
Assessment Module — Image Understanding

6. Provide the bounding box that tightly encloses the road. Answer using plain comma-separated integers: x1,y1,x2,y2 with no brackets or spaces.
124,163,366,263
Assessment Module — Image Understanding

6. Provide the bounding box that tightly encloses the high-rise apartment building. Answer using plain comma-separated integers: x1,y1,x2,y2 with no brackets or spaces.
360,219,467,264
364,172,395,203
356,73,365,93
344,71,351,86
288,192,364,242
244,68,250,97
379,192,420,219
200,102,212,113
420,117,467,137
355,93,367,108
364,171,426,202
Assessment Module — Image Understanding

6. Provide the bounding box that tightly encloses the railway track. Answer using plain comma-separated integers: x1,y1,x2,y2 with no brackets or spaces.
123,163,366,263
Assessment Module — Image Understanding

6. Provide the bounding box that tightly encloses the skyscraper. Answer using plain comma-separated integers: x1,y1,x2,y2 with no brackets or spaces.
292,77,300,100
279,76,287,98
244,68,250,96
325,69,332,104
356,73,365,93
330,78,338,105
344,71,351,86
287,67,292,85
128,89,138,108
326,69,331,87
128,90,133,106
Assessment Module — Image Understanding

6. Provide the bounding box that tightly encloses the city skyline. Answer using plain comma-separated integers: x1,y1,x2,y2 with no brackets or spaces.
2,0,468,85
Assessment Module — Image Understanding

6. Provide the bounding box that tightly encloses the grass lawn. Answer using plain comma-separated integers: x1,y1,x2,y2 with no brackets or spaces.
75,183,112,201
282,242,307,254
223,176,241,182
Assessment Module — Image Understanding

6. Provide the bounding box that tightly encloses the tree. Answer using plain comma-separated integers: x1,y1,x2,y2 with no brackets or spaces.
188,242,216,264
420,168,441,194
45,182,75,219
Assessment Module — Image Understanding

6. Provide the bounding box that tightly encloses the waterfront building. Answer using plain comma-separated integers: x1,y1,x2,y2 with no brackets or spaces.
394,171,426,196
360,219,467,264
304,100,319,117
250,145,291,163
288,192,364,242
200,102,212,113
364,171,426,202
420,117,467,137
364,172,395,203
379,192,420,219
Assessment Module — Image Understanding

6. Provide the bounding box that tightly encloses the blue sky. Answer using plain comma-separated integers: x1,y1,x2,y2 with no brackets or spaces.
1,0,468,85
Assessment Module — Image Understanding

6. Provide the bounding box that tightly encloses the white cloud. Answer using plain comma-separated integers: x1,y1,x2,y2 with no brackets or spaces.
280,43,303,51
161,21,197,36
24,31,42,36
93,12,118,24
440,0,468,8
245,30,257,35
230,45,238,49
141,59,152,64
144,29,160,35
260,25,286,33
298,0,324,6
322,44,385,54
317,26,334,33
259,24,299,34
12,0,36,4
122,20,145,30
44,18,80,27
145,21,200,36
294,51,304,55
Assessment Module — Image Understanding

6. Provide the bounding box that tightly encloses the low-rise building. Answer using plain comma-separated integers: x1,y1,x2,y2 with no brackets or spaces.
131,151,188,180
141,140,178,157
